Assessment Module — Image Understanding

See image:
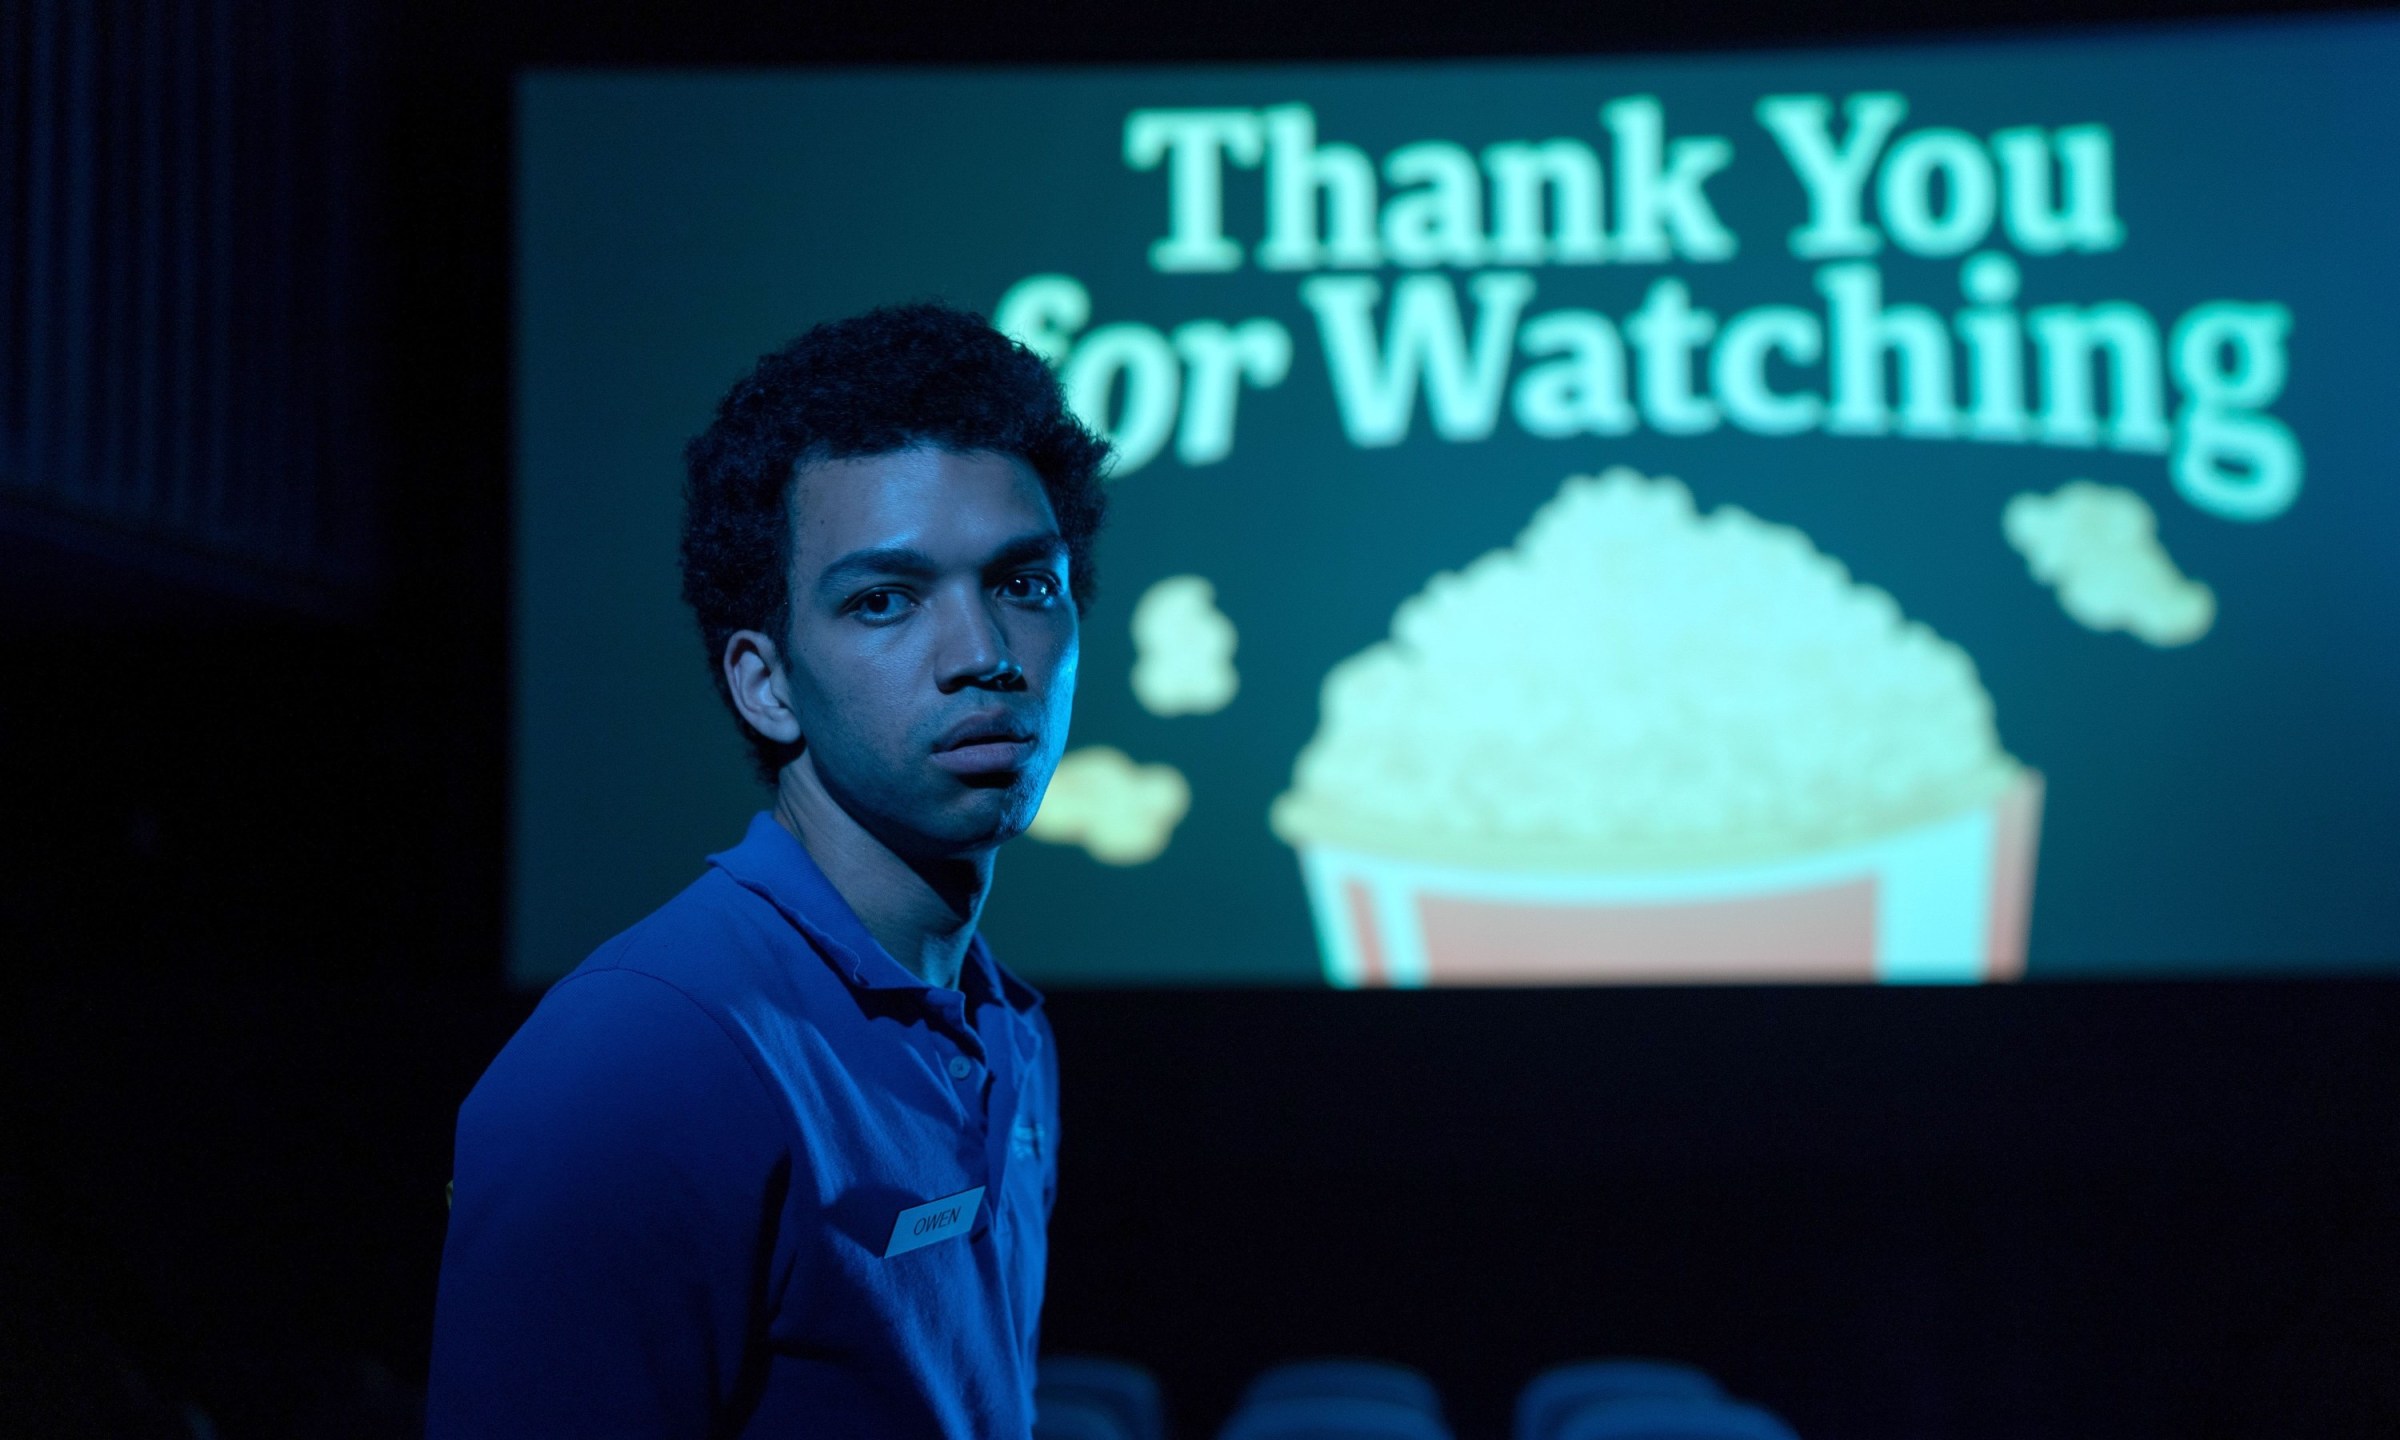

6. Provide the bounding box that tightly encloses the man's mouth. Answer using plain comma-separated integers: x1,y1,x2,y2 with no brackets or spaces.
932,712,1037,774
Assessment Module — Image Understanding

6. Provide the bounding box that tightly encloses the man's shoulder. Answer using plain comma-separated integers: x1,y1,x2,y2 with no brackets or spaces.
562,863,801,1010
473,866,823,1104
464,869,810,1133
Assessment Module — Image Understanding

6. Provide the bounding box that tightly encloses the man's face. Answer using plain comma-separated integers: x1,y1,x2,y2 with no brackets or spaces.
778,446,1079,860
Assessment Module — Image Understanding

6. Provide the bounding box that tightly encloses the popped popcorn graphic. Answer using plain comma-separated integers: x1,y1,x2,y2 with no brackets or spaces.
1130,574,1240,717
2004,481,2215,647
1272,467,2021,868
1028,746,1192,865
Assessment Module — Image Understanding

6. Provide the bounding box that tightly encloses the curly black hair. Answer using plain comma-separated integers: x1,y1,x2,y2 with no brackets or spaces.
680,301,1112,785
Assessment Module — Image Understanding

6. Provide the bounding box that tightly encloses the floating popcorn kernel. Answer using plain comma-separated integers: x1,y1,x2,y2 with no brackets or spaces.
2004,481,2215,648
1027,745,1191,865
1129,574,1240,716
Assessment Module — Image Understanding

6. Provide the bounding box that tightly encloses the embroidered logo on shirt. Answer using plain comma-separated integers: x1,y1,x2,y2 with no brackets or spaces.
883,1187,985,1258
1011,1120,1046,1162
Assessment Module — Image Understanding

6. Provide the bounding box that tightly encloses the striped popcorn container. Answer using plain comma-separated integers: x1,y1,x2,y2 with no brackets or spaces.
1290,772,2044,987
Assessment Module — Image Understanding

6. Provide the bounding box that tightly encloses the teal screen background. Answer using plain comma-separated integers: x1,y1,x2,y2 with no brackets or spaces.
513,17,2400,986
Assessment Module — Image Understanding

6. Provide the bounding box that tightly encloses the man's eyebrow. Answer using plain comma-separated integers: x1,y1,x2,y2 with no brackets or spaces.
814,546,937,597
812,533,1068,597
984,532,1070,572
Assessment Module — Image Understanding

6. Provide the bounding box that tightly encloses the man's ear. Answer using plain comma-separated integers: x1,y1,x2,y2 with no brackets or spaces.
723,629,804,746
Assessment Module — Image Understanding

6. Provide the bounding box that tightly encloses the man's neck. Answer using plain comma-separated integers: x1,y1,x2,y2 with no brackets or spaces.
770,760,991,991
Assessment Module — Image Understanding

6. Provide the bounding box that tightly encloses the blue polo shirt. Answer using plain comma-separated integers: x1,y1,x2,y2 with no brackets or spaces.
427,812,1059,1439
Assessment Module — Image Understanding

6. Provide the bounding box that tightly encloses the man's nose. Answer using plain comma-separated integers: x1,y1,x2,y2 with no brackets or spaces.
936,590,1023,692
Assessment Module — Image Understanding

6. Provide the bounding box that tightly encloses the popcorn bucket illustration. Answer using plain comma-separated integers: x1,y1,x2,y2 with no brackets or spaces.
1291,771,2043,986
1271,469,2047,986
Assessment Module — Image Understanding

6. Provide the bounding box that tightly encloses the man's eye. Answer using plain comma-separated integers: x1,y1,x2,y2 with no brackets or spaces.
1003,574,1061,604
849,588,914,619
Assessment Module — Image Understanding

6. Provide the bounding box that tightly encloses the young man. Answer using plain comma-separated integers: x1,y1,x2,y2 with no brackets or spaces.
427,303,1110,1438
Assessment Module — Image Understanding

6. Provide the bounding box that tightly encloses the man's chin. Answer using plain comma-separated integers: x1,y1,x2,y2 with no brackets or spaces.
910,782,1040,856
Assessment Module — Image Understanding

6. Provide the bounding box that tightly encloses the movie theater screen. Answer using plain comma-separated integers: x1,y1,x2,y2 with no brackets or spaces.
511,16,2400,985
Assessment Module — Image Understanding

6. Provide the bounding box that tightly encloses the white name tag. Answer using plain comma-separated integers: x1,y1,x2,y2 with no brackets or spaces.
883,1186,984,1258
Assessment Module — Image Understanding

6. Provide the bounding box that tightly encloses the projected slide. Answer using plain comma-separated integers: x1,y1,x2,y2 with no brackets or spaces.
514,17,2400,985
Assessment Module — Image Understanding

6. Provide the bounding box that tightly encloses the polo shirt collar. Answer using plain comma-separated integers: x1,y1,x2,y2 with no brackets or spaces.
708,810,1044,1014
